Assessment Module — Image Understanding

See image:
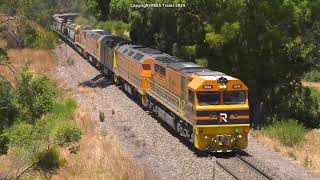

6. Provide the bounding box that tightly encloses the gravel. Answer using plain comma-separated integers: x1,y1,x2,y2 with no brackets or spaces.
49,42,319,180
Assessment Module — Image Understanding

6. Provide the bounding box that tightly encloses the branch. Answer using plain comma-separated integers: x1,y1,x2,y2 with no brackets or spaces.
7,30,23,48
15,161,38,179
0,16,16,26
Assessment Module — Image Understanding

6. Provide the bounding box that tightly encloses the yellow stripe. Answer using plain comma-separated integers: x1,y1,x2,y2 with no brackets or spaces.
195,124,250,128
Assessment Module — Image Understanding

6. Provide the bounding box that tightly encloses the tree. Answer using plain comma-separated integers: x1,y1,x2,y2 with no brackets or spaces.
88,0,111,21
16,67,56,123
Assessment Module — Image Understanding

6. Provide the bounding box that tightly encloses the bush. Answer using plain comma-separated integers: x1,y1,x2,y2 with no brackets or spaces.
16,67,56,123
24,26,56,49
0,77,17,133
263,119,306,147
66,57,74,66
0,135,9,155
36,147,66,175
54,126,81,147
304,70,320,82
278,87,320,128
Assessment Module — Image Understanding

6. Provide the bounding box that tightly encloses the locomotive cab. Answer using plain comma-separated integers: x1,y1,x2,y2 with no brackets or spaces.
187,73,250,151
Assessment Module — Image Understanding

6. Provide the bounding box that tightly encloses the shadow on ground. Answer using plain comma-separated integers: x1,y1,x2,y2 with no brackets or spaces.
79,74,112,88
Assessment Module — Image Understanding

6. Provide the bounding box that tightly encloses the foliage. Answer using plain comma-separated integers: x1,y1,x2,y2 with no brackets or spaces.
3,97,81,178
16,67,56,123
310,87,320,99
87,0,111,21
54,125,82,147
195,58,208,67
304,70,320,82
35,147,66,175
0,135,9,155
74,16,90,25
53,98,77,120
96,20,130,38
263,119,306,147
0,48,9,63
24,28,57,49
283,87,320,128
66,57,75,66
99,111,105,122
0,77,16,133
0,47,81,177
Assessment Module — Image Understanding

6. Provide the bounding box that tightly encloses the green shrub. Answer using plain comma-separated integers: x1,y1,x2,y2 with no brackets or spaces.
195,58,208,67
66,57,74,66
16,67,56,123
54,125,81,147
263,119,306,147
284,87,320,128
99,111,105,122
304,70,320,82
4,121,49,150
0,77,17,133
36,147,66,174
0,135,9,155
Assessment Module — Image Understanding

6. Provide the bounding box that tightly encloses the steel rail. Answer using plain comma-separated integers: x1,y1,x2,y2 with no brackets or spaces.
234,153,274,180
215,160,241,180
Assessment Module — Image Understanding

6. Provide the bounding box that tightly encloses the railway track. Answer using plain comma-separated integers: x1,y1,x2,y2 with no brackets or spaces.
210,152,274,180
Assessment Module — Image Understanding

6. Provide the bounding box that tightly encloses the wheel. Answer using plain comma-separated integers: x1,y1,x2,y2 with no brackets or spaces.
113,74,120,85
176,121,184,137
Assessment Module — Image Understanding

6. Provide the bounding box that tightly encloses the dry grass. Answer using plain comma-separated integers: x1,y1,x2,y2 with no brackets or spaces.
0,48,56,84
302,81,320,90
52,110,153,180
251,130,320,175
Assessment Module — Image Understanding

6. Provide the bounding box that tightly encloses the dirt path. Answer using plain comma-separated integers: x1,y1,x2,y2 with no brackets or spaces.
50,43,319,180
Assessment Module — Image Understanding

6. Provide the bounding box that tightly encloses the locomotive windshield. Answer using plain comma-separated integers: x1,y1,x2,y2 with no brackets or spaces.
223,91,246,104
197,92,220,106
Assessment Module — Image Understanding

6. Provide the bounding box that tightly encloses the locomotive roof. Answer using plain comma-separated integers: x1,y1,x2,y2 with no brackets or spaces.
117,44,168,62
101,35,130,47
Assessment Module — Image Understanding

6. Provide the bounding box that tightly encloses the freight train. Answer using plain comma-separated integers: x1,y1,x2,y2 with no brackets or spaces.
52,13,250,152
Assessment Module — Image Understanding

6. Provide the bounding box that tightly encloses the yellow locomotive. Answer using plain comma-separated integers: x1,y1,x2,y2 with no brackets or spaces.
53,13,250,152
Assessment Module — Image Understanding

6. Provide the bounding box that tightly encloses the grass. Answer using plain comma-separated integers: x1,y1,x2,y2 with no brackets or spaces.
52,98,77,119
0,48,56,85
252,125,320,174
262,119,306,147
310,87,320,99
304,70,320,82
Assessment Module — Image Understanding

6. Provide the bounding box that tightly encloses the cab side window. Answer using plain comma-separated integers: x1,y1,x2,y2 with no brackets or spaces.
188,90,195,104
155,64,166,76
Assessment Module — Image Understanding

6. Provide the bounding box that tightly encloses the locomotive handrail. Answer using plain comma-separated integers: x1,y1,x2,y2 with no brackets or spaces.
145,77,185,116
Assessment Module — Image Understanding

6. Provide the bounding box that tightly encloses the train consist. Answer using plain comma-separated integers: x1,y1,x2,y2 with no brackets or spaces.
52,13,250,152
